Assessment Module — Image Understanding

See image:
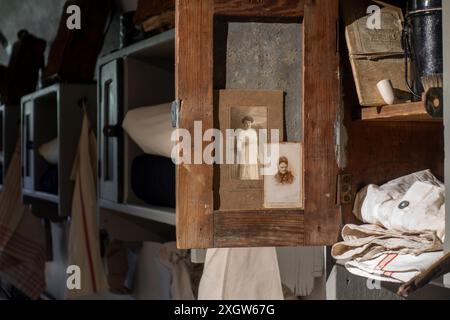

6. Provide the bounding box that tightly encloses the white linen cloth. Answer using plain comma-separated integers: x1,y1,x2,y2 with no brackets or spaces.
198,248,283,300
122,103,174,159
331,224,443,283
333,170,445,283
353,170,445,241
332,224,442,261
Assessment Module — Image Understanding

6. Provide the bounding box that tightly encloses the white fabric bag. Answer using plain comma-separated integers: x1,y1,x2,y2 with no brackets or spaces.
38,138,59,164
198,248,283,300
353,170,445,241
122,103,174,159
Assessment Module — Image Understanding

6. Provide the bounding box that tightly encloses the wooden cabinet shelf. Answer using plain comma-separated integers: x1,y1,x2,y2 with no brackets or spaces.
360,101,441,122
23,190,59,204
99,199,176,226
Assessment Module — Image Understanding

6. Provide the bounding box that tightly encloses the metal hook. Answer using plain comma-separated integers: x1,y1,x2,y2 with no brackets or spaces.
78,96,87,109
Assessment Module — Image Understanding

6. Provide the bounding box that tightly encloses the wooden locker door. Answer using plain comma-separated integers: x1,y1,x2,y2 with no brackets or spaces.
176,0,341,249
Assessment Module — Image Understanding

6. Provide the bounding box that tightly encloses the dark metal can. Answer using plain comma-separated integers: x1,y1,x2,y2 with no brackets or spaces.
404,0,442,96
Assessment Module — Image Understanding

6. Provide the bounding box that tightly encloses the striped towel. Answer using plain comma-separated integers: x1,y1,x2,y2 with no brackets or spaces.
66,109,108,299
332,224,443,283
0,141,46,299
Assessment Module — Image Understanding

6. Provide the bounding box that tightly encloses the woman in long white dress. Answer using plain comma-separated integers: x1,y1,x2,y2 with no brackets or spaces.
236,116,260,180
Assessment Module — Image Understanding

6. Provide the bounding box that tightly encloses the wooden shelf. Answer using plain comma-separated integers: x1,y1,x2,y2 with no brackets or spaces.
98,29,175,65
23,190,59,204
99,199,176,226
360,101,441,122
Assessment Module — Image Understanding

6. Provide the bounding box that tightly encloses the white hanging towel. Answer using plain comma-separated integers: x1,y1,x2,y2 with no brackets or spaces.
353,170,445,241
276,247,324,297
159,242,195,300
132,242,172,300
198,248,283,300
67,110,108,299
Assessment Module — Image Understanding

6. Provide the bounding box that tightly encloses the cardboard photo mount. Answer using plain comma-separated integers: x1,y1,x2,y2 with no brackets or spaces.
264,142,304,210
217,89,284,212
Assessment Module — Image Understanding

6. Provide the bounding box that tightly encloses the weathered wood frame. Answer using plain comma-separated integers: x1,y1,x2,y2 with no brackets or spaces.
176,0,341,249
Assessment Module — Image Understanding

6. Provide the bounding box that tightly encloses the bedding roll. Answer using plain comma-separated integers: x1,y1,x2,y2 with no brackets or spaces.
38,138,59,165
122,103,174,159
131,154,176,208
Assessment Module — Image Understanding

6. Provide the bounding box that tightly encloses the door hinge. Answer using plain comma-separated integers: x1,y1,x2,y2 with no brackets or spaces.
338,174,352,205
171,99,182,128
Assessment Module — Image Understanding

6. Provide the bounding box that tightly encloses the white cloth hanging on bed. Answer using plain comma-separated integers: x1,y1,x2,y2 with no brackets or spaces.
159,242,195,300
276,247,324,297
198,248,283,300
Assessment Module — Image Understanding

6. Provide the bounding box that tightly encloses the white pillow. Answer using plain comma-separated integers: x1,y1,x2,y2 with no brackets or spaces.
122,103,174,159
38,138,59,165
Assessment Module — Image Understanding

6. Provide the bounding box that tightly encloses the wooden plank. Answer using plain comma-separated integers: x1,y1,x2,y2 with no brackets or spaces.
303,0,341,245
214,211,304,247
398,252,450,298
175,0,214,249
361,101,439,122
215,0,304,17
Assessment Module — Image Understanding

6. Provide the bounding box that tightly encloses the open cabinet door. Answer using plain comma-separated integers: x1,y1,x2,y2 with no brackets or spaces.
175,0,341,249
